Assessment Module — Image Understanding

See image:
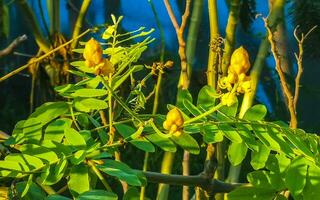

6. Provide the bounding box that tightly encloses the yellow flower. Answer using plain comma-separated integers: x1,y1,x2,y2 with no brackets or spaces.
229,46,250,76
94,59,114,76
163,108,184,137
221,93,237,107
83,38,103,68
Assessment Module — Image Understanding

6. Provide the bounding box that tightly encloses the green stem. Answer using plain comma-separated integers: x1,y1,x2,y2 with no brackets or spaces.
99,76,143,123
47,0,60,35
157,152,175,200
186,0,204,78
87,160,113,192
184,103,223,125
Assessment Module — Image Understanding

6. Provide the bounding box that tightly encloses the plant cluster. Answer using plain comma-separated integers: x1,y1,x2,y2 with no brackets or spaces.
0,15,320,200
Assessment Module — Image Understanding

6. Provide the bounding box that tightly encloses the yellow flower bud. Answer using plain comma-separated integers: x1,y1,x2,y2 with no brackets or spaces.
229,46,250,75
163,108,184,137
83,38,103,68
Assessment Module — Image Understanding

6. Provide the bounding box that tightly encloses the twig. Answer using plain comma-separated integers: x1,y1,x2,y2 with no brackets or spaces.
0,29,92,83
293,25,317,111
263,17,298,128
163,0,191,89
0,35,27,58
143,172,245,195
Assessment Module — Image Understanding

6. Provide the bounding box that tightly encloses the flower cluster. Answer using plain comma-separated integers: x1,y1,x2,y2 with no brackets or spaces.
83,38,114,76
219,46,252,106
163,108,184,137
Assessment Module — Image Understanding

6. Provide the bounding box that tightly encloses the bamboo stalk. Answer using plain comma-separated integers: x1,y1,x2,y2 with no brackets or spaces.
221,0,241,76
71,0,92,49
47,0,60,35
207,0,220,88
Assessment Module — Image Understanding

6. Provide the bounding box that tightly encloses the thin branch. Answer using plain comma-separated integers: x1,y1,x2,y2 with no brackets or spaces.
0,29,92,83
293,25,317,110
143,171,246,195
163,0,191,89
264,17,298,128
0,35,27,58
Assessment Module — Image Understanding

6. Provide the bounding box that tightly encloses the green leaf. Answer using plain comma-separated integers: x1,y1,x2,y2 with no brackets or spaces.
70,150,87,165
228,142,248,166
197,85,217,109
40,156,68,185
283,128,314,160
71,89,108,98
77,190,118,200
98,160,142,186
70,61,95,73
145,133,176,152
74,98,108,112
22,118,42,143
0,160,29,178
64,127,87,149
5,153,44,170
41,140,73,157
123,187,140,200
176,89,192,113
247,171,273,188
228,187,276,200
20,144,59,164
88,116,108,144
21,174,33,197
45,118,72,142
303,162,320,199
252,124,280,152
102,25,116,40
47,194,71,200
170,133,200,154
201,125,224,144
13,181,46,199
218,124,242,143
285,156,308,197
250,142,270,170
28,102,69,125
243,104,267,121
236,124,258,151
68,164,90,197
112,65,144,90
115,124,155,152
183,99,202,118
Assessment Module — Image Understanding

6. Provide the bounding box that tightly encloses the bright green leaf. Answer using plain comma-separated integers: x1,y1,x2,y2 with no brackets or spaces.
68,164,90,197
